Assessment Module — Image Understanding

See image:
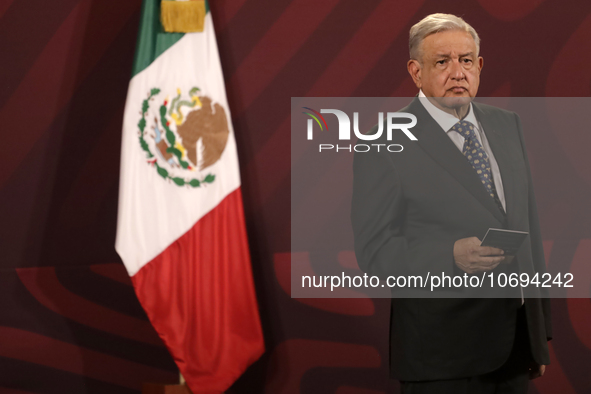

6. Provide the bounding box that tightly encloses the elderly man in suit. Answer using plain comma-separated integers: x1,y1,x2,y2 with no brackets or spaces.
351,13,551,394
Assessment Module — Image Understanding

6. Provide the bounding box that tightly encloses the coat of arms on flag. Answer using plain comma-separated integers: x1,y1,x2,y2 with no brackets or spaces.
138,87,229,187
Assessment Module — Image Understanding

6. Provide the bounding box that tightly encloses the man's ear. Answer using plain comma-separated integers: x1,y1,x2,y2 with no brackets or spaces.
407,59,422,89
477,56,484,74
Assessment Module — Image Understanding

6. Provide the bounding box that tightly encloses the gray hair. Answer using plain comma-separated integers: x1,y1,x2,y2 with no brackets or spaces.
409,13,480,61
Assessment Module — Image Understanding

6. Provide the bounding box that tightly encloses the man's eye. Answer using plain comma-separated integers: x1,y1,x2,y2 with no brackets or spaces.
462,58,473,63
436,60,445,65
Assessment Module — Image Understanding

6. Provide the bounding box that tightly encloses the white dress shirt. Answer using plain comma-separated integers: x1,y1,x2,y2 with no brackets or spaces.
418,90,506,211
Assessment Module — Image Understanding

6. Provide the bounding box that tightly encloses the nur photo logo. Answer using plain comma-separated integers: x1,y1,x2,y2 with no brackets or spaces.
302,107,418,153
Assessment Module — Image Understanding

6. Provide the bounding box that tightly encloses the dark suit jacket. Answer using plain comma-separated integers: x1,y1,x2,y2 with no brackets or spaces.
351,97,551,381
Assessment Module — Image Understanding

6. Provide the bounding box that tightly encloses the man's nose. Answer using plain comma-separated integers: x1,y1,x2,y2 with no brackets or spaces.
450,60,465,80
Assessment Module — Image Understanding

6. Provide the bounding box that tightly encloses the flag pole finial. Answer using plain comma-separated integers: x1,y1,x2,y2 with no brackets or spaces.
161,0,206,33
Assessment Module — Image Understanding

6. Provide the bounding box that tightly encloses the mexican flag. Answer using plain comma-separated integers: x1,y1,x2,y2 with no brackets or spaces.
115,1,264,392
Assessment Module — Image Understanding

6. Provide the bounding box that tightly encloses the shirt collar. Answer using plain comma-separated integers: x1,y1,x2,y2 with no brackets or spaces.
418,89,478,133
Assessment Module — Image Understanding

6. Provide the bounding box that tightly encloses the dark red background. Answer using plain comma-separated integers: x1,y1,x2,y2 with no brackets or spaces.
1,0,590,393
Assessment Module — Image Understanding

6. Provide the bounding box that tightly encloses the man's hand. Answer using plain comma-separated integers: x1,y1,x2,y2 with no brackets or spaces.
529,363,546,379
453,237,506,274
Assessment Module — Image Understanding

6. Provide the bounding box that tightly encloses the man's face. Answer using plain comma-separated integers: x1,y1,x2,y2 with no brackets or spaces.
408,30,483,110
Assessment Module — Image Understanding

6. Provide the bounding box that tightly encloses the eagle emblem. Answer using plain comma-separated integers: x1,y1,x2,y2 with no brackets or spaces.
137,87,230,187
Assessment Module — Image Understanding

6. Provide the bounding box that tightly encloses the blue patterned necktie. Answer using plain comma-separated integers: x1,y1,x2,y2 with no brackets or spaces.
450,120,505,214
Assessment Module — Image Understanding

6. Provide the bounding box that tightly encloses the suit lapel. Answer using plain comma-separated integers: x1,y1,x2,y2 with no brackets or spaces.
407,98,506,224
473,102,515,225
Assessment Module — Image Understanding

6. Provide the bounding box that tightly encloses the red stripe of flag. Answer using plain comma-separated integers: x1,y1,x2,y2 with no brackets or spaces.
131,187,264,392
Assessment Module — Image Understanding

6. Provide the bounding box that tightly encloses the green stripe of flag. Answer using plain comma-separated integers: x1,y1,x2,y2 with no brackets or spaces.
131,0,210,78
